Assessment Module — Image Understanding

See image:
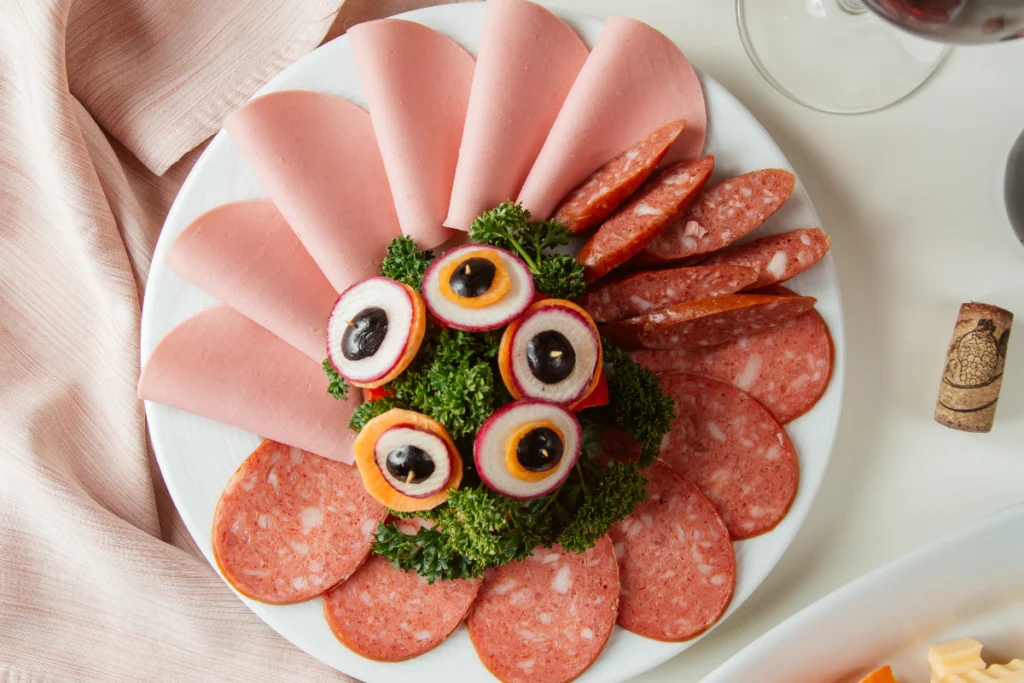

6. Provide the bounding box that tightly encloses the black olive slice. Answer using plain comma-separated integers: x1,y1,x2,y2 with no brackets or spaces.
385,444,436,485
526,330,576,384
515,427,564,473
449,257,497,298
342,307,388,361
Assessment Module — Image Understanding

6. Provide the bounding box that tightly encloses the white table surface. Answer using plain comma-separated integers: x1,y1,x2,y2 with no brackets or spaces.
539,1,1024,680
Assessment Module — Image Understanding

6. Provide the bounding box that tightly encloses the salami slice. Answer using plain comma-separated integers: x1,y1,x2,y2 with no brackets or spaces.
637,169,796,267
601,293,817,351
579,265,758,324
467,540,619,683
657,373,800,539
633,306,834,424
610,462,735,641
323,553,481,661
577,155,714,284
551,119,686,234
701,228,831,290
211,440,386,604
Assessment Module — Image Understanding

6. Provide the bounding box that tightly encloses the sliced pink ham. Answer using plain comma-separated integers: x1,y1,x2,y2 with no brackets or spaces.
225,91,400,292
444,0,587,230
166,199,336,362
518,16,707,220
350,20,474,250
138,306,357,463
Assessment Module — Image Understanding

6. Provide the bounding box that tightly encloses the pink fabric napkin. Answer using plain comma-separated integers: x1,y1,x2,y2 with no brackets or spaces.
0,0,466,680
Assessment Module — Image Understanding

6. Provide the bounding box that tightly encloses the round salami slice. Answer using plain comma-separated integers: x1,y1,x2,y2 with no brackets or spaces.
579,264,758,324
323,553,481,661
467,540,619,683
657,373,800,539
551,119,686,234
610,462,735,641
632,307,834,424
212,440,386,604
637,169,796,266
700,228,831,290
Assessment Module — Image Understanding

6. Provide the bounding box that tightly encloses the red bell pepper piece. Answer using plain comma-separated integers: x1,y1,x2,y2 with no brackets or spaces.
362,386,394,402
573,368,609,411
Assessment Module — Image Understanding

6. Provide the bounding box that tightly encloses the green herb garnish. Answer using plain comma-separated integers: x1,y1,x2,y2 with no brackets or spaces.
599,339,675,468
348,396,399,432
379,235,434,291
557,460,648,553
322,358,349,400
468,201,585,299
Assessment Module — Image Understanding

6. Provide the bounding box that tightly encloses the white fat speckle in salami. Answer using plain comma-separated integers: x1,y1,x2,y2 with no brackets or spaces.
634,202,662,217
611,463,735,641
655,373,800,539
324,553,480,662
468,541,618,683
212,441,385,605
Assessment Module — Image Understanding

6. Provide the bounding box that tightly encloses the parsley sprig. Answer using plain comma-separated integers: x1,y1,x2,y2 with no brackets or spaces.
468,201,585,299
379,235,434,291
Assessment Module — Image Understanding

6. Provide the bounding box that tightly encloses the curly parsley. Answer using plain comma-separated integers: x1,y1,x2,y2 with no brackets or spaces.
468,201,585,299
379,235,434,291
322,358,349,400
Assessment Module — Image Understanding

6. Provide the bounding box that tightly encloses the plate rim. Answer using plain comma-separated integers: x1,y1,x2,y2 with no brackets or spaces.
140,3,848,681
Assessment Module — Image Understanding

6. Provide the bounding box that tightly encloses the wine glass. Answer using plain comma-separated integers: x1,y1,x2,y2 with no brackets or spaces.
737,0,1024,114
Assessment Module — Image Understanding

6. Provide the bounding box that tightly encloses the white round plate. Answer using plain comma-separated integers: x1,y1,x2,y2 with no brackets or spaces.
704,504,1024,683
140,3,846,682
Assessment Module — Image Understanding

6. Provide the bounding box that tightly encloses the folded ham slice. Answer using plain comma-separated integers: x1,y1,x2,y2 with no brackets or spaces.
138,306,357,463
166,199,336,362
444,0,588,231
518,16,707,220
225,91,399,292
350,20,474,250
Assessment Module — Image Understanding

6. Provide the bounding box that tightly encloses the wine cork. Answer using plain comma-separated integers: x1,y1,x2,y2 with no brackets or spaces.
935,303,1013,433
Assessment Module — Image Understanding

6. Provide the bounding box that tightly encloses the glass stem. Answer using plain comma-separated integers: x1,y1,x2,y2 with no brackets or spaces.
835,0,868,15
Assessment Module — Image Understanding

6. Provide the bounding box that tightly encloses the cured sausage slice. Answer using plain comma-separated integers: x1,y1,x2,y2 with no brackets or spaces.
467,540,619,683
578,264,758,324
323,553,481,661
610,462,735,641
656,373,800,539
577,155,714,283
632,305,834,424
637,169,795,267
600,293,816,351
212,440,386,604
701,228,831,290
551,119,686,234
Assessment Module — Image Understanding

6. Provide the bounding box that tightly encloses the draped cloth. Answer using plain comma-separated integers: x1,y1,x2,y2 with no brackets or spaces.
0,1,465,680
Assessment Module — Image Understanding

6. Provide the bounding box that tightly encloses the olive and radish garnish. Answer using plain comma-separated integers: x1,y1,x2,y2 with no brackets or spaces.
353,408,462,512
327,277,426,388
422,244,534,331
498,299,603,408
474,400,581,499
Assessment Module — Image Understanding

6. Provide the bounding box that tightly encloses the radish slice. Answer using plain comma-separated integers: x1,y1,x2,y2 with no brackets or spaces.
475,400,581,499
422,245,534,331
501,300,601,406
327,277,419,385
373,425,453,499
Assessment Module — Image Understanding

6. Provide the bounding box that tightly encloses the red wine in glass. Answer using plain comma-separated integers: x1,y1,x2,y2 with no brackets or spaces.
865,0,1024,44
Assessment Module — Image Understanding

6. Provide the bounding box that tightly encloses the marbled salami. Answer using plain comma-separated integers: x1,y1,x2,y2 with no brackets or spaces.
466,540,619,683
552,119,686,234
211,440,386,604
610,462,735,640
579,265,758,324
701,228,831,290
577,155,714,283
600,293,816,350
656,373,800,539
637,169,795,266
632,307,834,423
323,552,481,661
